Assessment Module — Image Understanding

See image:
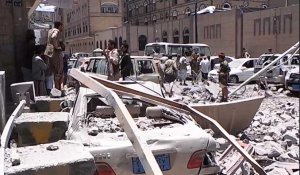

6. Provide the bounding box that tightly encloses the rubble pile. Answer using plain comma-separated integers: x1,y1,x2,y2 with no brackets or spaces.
85,115,183,135
244,96,299,174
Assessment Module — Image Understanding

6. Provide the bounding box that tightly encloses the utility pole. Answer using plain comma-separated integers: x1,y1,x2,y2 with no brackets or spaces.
194,1,198,43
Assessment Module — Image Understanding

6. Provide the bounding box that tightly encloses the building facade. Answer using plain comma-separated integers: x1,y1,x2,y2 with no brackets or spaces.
63,0,123,54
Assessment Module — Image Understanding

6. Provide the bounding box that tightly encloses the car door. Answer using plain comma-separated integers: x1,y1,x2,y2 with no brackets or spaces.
241,60,254,81
136,59,159,83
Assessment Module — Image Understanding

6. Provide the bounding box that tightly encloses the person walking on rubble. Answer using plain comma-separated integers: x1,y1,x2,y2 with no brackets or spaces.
190,53,200,85
200,55,210,84
164,55,178,97
218,53,231,102
44,21,64,91
102,40,121,81
32,45,48,96
119,42,133,80
178,52,188,86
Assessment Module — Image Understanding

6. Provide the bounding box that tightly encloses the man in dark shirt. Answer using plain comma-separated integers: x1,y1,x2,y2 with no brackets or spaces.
218,53,230,102
120,42,133,80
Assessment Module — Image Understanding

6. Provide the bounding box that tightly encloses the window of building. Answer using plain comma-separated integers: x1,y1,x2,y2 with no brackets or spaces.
283,14,292,34
185,7,191,16
152,15,157,23
160,13,164,19
101,2,119,13
173,30,179,43
100,41,103,49
262,4,268,8
162,31,168,42
144,1,148,13
138,35,147,51
223,2,232,9
104,40,107,49
144,17,148,25
172,10,178,20
165,12,169,19
172,0,177,5
273,16,281,34
183,28,189,44
198,3,206,11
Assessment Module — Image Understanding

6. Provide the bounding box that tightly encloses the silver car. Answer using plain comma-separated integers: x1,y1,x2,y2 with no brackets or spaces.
66,87,219,175
85,56,160,83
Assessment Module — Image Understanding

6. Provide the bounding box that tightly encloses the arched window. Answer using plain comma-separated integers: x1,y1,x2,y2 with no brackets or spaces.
135,5,139,15
144,0,148,13
162,31,168,42
104,40,107,49
100,41,103,49
152,15,157,23
115,37,118,48
198,3,206,11
183,28,189,44
138,35,147,51
144,17,148,25
119,36,123,48
165,12,169,19
172,10,178,20
223,2,232,9
101,2,119,13
261,4,268,8
173,30,179,43
185,7,191,16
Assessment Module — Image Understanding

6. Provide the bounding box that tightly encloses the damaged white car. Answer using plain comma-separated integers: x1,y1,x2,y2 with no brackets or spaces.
66,87,219,175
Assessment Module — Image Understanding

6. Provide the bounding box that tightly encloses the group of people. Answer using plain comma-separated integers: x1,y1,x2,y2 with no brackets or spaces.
155,52,230,101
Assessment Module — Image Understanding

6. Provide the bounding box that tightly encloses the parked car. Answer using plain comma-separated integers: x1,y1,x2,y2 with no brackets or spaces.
71,52,91,59
285,65,300,92
208,58,258,83
67,57,90,87
253,53,299,84
85,56,160,83
66,87,219,175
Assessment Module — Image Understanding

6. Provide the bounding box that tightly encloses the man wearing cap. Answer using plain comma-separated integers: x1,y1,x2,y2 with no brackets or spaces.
218,53,230,102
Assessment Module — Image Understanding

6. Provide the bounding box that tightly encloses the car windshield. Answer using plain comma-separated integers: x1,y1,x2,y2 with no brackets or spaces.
257,55,278,65
68,60,76,68
137,60,154,74
145,45,166,56
291,55,300,65
229,60,245,68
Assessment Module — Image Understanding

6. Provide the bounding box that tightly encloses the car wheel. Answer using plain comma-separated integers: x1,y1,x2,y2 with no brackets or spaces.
229,75,239,83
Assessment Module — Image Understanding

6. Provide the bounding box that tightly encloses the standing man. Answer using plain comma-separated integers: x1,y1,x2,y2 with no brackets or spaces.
218,53,230,102
242,48,251,58
103,40,120,81
164,55,178,97
267,48,273,54
200,56,210,84
44,21,64,91
190,53,200,85
119,42,133,80
178,52,188,85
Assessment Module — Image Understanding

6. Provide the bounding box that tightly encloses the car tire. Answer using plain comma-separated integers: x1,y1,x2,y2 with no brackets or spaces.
229,75,239,83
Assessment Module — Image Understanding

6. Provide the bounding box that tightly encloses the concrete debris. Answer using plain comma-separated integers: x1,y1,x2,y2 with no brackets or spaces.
277,88,284,93
50,88,62,98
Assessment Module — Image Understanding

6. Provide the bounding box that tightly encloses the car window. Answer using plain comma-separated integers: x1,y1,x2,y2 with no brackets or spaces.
137,60,154,75
92,59,101,73
86,59,95,72
258,55,278,65
97,60,107,75
243,60,254,68
130,60,135,76
291,56,300,65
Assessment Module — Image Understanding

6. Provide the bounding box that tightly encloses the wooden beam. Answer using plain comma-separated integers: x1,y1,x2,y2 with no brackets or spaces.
70,69,163,175
88,74,267,175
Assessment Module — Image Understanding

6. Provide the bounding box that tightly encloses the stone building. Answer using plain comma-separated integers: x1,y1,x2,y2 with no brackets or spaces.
94,1,298,57
63,0,123,54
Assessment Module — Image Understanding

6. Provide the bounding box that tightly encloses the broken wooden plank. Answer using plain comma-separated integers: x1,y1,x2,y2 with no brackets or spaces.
88,74,267,175
70,69,163,175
